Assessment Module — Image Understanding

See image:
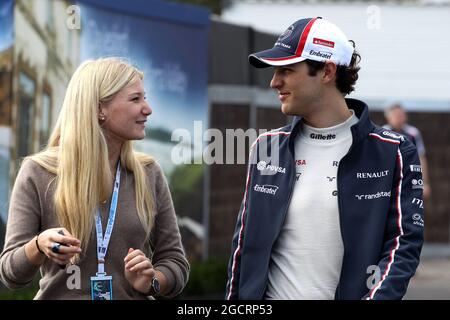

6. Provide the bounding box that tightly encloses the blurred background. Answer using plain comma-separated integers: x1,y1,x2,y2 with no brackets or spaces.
0,0,449,299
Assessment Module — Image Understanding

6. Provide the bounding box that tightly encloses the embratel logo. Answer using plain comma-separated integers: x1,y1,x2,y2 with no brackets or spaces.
410,165,422,173
256,161,286,174
310,133,336,140
382,131,405,141
313,37,335,48
355,191,391,200
356,170,389,179
309,50,332,59
254,184,279,196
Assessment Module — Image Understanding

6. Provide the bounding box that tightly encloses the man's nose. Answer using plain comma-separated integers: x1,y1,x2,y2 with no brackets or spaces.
270,72,282,89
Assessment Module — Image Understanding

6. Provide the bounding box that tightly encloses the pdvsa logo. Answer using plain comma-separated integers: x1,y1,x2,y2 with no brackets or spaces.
257,161,267,171
254,184,279,196
256,161,286,174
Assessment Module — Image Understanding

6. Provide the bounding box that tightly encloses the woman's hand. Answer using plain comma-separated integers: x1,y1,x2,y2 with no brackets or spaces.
124,248,155,294
36,228,81,266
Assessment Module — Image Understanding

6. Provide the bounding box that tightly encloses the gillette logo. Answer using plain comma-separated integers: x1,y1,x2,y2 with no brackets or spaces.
310,133,336,140
382,131,405,141
310,50,332,59
254,184,279,195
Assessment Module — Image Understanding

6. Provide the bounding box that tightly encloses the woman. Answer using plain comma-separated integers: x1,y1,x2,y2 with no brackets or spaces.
0,58,189,299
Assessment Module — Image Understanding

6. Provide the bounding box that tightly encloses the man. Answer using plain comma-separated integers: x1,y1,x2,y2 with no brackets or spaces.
384,103,431,200
225,17,423,300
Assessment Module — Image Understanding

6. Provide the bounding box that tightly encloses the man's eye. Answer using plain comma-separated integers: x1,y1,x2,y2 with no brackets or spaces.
132,97,139,101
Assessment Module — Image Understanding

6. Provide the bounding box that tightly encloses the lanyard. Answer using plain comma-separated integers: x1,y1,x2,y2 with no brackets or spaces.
95,162,121,275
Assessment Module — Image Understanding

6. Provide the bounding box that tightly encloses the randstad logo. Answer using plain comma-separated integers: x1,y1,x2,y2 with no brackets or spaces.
355,191,391,200
256,161,286,174
254,184,279,195
310,133,336,140
309,50,332,59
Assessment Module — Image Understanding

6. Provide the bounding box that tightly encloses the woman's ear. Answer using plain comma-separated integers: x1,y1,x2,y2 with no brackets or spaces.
98,103,107,122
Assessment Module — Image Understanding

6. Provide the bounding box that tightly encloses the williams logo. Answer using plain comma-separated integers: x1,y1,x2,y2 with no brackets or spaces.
410,165,422,173
412,198,424,209
356,170,389,179
310,133,336,140
309,50,332,59
355,191,391,200
256,161,286,174
278,25,294,41
254,184,279,195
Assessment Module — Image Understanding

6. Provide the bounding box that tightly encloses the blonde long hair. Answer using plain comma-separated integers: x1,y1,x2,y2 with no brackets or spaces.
29,58,155,262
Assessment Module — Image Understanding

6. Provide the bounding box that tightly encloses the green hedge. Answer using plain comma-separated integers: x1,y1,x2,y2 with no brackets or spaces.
178,258,228,299
0,277,39,300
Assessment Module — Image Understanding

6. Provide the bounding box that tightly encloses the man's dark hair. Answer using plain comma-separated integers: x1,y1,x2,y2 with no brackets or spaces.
305,40,361,95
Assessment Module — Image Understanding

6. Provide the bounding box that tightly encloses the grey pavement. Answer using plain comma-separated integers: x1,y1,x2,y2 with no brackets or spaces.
404,243,450,300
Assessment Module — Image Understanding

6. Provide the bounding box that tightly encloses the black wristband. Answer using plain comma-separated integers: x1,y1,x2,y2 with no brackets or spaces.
36,233,45,255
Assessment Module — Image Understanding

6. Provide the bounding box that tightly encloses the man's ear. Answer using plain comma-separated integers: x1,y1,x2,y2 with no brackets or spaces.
322,61,337,84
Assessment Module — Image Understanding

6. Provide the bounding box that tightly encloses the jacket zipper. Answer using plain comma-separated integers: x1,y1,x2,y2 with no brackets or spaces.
335,127,357,300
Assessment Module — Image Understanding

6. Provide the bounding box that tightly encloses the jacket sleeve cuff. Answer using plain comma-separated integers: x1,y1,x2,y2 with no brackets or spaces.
155,265,177,298
1,246,40,289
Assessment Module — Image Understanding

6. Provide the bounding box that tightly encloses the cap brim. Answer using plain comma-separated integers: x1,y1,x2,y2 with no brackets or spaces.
249,47,307,68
